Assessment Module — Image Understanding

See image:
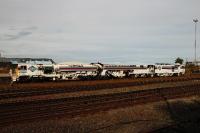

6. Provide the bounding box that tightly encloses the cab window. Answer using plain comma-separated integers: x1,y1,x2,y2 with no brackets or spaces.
19,65,27,70
180,66,185,69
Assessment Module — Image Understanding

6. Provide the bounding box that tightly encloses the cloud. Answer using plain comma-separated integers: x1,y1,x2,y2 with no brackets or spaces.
0,26,37,40
3,31,32,40
0,0,199,64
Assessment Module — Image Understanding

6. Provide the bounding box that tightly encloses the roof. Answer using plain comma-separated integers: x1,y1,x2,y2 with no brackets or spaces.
58,61,88,65
0,58,55,64
0,57,11,62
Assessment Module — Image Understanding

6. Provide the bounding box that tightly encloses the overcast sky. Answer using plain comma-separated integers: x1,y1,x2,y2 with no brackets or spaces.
0,0,199,64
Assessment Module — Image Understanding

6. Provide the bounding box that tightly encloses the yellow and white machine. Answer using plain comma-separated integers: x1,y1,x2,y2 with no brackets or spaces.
16,63,58,81
155,63,185,76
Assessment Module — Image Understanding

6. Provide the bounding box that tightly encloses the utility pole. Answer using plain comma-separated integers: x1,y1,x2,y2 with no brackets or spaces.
193,19,198,65
0,50,5,58
0,50,2,58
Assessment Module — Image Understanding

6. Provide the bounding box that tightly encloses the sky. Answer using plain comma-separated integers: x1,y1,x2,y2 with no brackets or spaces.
0,0,200,64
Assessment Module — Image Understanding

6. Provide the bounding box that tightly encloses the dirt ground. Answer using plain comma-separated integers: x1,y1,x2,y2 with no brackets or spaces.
2,96,200,133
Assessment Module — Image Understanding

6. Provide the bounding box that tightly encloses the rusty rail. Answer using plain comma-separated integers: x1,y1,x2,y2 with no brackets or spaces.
0,76,195,100
0,84,200,127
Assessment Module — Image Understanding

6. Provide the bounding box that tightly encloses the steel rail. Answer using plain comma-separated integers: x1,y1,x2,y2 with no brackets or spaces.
0,84,200,127
0,76,194,100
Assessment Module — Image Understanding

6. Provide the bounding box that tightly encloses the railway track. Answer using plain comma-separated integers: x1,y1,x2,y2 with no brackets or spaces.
0,83,200,127
0,76,195,100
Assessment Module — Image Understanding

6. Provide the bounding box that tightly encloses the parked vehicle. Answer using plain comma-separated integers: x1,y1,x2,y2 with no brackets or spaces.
0,58,185,82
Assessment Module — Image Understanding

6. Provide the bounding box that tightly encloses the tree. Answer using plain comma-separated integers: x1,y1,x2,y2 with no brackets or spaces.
175,57,184,64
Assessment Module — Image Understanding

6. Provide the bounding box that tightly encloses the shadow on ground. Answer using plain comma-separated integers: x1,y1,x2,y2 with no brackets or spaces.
153,97,200,133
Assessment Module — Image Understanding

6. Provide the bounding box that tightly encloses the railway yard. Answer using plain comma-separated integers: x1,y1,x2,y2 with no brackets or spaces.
1,0,200,132
0,75,200,132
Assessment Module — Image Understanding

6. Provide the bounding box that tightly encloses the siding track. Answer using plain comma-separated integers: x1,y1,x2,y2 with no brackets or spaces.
1,83,200,127
0,76,196,100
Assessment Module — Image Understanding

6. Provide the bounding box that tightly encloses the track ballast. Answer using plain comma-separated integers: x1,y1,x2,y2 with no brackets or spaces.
1,83,200,127
0,76,196,100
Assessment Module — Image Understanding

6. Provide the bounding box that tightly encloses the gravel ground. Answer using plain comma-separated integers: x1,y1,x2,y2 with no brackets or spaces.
0,76,193,90
2,96,200,133
1,80,200,104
